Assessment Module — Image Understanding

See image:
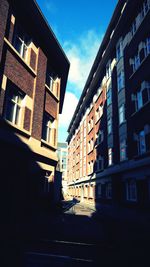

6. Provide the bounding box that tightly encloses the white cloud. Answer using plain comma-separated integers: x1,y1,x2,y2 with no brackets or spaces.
63,30,103,91
44,0,57,14
59,91,78,127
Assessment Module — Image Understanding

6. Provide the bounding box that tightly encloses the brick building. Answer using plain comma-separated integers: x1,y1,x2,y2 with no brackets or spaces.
57,142,68,198
0,0,69,234
67,0,150,211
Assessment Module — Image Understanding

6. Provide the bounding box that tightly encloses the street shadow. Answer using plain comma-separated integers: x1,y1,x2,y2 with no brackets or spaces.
0,119,55,266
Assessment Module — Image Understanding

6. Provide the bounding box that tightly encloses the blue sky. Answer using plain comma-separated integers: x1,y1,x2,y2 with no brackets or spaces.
36,0,117,142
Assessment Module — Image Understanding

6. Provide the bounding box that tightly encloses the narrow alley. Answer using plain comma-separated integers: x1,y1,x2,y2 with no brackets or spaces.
22,201,150,267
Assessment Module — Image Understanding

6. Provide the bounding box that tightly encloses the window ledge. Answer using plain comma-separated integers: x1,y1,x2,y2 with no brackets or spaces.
87,149,94,155
95,117,101,125
4,37,37,77
95,141,103,148
129,53,150,80
119,121,126,127
3,119,31,138
45,84,59,102
118,87,125,93
41,139,56,150
128,9,150,47
134,150,150,160
131,101,150,117
88,127,94,134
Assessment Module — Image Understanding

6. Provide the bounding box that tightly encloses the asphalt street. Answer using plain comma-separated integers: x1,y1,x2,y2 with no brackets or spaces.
23,202,150,267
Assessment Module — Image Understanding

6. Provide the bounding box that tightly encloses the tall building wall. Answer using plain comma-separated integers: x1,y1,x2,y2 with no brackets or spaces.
67,0,150,209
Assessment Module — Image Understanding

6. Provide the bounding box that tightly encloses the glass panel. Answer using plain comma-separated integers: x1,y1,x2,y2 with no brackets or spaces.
6,100,15,123
139,131,146,154
22,44,28,60
15,37,23,55
15,105,21,125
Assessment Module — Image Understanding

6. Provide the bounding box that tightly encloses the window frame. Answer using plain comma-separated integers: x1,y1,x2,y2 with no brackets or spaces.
119,104,125,125
4,86,25,127
42,113,55,144
126,179,137,202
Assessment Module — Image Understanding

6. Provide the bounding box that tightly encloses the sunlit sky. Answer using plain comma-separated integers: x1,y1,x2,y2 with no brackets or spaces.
36,0,117,142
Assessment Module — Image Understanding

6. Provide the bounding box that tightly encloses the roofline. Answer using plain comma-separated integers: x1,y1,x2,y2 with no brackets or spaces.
67,0,126,140
34,0,70,65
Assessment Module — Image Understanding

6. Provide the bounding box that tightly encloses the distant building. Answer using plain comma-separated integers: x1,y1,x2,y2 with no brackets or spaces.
57,142,68,198
67,0,150,211
0,0,69,230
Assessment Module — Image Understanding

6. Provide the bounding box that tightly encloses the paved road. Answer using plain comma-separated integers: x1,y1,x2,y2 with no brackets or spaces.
8,202,150,267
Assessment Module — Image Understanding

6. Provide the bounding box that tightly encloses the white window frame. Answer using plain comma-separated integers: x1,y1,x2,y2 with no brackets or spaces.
107,118,112,135
120,139,127,161
116,39,123,61
5,88,24,126
13,26,30,62
117,71,125,91
133,54,140,72
119,104,125,125
42,113,54,144
107,87,112,106
108,148,113,166
106,61,111,79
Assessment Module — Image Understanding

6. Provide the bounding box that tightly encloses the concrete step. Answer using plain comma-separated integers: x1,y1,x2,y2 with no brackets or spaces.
24,239,98,266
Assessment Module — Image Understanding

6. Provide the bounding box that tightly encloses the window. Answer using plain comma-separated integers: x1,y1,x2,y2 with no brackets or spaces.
89,185,93,198
13,25,31,61
95,104,103,122
106,61,111,79
96,156,104,171
106,183,112,199
88,161,93,175
116,39,123,61
144,37,150,56
126,180,137,201
120,140,127,161
143,0,150,16
108,148,113,166
46,70,57,92
5,87,25,126
107,118,112,135
119,104,125,124
117,71,124,91
133,54,140,72
138,130,146,154
84,185,88,198
97,184,102,197
96,130,103,145
42,113,55,144
107,87,112,106
133,81,150,112
88,117,94,132
130,21,137,37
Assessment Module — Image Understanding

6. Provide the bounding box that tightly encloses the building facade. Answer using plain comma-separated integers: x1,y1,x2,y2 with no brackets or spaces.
57,142,68,198
0,0,69,232
67,0,150,210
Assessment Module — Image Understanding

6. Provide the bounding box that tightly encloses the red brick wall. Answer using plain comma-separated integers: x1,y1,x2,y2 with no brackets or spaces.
32,48,47,140
45,91,58,119
0,89,5,116
0,0,9,62
23,107,31,132
8,21,14,44
30,48,37,71
4,49,34,97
